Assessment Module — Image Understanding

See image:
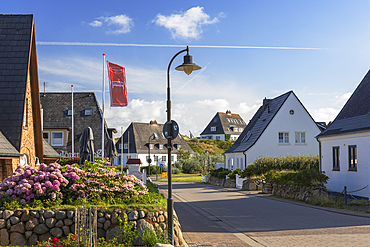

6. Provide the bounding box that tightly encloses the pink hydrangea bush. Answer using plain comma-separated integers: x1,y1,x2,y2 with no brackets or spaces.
0,161,149,207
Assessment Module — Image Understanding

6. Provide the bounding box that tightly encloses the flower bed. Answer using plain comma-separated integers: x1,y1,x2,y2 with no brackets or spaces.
0,160,154,209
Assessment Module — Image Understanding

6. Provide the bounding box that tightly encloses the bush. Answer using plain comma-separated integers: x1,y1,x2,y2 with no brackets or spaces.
241,164,257,178
228,168,242,179
0,160,162,209
273,169,329,186
210,168,232,179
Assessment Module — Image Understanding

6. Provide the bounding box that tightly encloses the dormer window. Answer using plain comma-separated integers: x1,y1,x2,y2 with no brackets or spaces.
159,144,163,149
177,144,181,150
211,127,216,131
149,143,154,149
84,109,91,116
65,109,74,117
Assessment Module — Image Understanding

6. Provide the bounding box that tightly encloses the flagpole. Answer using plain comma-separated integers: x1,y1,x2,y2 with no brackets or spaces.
71,85,74,158
121,127,123,172
102,54,105,161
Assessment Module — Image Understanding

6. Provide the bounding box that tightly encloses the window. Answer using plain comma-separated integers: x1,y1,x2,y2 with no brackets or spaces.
279,132,289,144
154,156,158,162
23,98,28,127
149,143,154,149
67,110,74,116
239,128,243,132
332,146,340,171
172,155,174,162
84,109,91,116
211,127,216,131
295,132,306,144
124,143,128,149
348,145,357,171
159,144,163,149
43,132,50,143
234,128,238,132
162,156,166,162
51,132,63,146
216,136,220,140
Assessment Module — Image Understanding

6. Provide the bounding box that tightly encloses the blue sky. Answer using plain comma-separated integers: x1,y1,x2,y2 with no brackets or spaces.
4,1,370,136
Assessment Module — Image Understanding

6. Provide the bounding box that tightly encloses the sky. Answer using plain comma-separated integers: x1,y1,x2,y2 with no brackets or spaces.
4,1,370,137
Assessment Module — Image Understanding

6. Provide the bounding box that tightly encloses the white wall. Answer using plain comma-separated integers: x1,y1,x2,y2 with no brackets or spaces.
232,93,321,168
225,153,245,171
319,132,370,199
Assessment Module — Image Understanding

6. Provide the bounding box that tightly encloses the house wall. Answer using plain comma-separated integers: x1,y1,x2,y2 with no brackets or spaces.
319,132,370,199
20,72,36,166
225,153,245,171
114,152,179,168
245,94,321,166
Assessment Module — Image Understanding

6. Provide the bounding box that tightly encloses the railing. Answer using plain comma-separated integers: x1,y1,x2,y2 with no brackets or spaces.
327,185,369,207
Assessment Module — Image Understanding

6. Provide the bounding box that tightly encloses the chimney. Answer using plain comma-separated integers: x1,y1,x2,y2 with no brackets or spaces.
226,110,231,115
150,120,158,125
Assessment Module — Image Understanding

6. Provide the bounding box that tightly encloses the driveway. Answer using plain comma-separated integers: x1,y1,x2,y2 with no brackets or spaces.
158,182,370,247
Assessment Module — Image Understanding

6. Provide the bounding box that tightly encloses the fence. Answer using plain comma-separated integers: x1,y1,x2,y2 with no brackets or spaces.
75,207,98,247
327,185,369,207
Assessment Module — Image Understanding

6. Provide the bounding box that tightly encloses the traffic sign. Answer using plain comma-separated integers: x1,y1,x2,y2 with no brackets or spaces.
160,163,163,168
163,120,179,140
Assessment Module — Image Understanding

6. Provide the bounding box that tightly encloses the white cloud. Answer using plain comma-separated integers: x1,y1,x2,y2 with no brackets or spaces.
89,20,102,27
153,6,220,40
335,92,352,105
311,107,340,123
89,14,133,34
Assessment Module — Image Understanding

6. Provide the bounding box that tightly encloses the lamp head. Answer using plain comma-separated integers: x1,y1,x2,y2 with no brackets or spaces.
175,47,201,75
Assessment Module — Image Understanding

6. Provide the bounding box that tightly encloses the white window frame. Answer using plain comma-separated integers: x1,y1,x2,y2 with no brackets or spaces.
124,143,128,149
149,143,154,149
159,144,163,150
211,127,216,131
278,132,289,144
51,131,63,146
295,132,306,144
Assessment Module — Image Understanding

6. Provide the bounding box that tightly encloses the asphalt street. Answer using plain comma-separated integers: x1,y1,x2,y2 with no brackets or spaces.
158,182,370,247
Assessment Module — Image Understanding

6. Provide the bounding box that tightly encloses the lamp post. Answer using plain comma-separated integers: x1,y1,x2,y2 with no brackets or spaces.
166,46,201,244
147,132,158,176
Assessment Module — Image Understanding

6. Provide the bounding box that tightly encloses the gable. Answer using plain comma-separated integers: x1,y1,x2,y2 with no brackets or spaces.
225,91,291,153
200,111,246,136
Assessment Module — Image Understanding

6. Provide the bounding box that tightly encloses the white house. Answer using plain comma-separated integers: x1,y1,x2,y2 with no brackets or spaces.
114,120,193,168
316,70,370,199
200,110,247,141
225,91,324,171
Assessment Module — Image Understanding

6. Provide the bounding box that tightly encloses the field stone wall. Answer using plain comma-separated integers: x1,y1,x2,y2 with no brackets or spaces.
0,208,187,247
270,183,328,201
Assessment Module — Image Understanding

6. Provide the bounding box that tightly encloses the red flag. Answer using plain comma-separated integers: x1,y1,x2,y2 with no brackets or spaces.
107,61,128,107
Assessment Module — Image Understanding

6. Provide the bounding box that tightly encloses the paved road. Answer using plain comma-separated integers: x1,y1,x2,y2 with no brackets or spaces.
159,182,370,247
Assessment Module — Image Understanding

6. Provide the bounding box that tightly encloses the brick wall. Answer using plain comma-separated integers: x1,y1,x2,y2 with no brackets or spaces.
20,71,36,167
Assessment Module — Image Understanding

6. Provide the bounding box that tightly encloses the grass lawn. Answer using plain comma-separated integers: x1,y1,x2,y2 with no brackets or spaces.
156,175,201,182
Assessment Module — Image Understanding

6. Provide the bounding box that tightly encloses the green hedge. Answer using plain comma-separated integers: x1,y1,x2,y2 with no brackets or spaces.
242,154,319,177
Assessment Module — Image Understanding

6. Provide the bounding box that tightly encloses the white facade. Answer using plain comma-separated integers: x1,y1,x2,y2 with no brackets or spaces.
225,93,321,170
318,132,370,199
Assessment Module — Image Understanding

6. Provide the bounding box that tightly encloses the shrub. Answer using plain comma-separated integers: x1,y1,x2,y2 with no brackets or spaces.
228,168,242,180
210,167,232,179
241,164,257,178
0,160,155,209
273,169,329,186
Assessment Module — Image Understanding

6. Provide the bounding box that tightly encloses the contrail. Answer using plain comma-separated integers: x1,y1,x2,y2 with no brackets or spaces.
173,62,210,95
36,42,324,50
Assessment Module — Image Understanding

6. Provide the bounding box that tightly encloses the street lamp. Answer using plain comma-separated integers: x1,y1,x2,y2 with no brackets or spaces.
166,46,201,244
147,132,158,176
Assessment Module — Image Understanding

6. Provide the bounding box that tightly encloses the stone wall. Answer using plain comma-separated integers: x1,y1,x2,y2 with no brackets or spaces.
270,183,327,201
0,208,187,246
209,177,236,188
